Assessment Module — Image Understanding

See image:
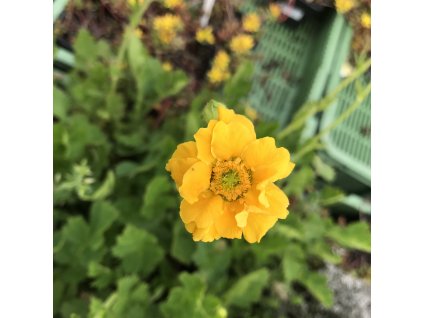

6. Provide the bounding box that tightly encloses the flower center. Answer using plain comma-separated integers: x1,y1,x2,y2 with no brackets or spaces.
210,158,252,201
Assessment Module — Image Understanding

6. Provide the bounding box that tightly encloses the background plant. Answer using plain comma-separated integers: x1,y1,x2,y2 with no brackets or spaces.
54,2,371,317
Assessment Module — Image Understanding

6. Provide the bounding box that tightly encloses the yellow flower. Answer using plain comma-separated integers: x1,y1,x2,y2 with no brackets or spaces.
162,62,173,71
153,14,183,45
196,27,215,45
207,51,231,84
207,67,230,84
213,50,230,70
164,0,184,9
361,12,371,29
230,34,254,55
269,3,281,19
243,13,261,33
335,0,355,14
166,104,295,243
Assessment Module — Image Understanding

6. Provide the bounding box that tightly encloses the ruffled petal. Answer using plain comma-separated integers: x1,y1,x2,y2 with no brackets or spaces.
194,120,217,165
215,201,243,239
165,141,199,187
241,137,294,205
217,106,256,138
242,213,279,243
244,183,289,219
179,161,211,204
211,121,256,160
180,194,224,242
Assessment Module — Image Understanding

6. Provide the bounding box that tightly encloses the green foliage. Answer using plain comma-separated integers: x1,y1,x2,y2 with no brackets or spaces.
224,269,270,308
53,24,370,318
161,273,226,318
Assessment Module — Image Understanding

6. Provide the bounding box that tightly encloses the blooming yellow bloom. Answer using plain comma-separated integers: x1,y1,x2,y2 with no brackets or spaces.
153,14,183,45
207,51,231,84
162,62,173,71
166,104,295,243
335,0,356,14
230,34,254,55
134,28,143,39
196,27,215,45
164,0,184,9
360,12,371,29
269,3,281,19
243,13,261,33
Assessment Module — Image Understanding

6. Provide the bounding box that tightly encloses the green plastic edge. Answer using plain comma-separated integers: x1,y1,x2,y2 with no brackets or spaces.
319,19,371,186
55,47,75,67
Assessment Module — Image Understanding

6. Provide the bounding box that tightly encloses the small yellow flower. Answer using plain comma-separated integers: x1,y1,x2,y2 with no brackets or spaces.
230,34,254,55
335,0,356,14
245,105,258,121
360,12,371,29
207,50,231,84
196,27,215,45
269,3,281,19
166,104,294,243
207,67,230,84
162,62,173,71
243,13,261,33
164,0,184,9
153,14,183,45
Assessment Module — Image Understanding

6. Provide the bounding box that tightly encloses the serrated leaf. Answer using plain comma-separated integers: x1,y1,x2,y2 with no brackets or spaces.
224,269,270,308
300,273,333,308
88,262,114,290
112,225,164,276
170,221,196,264
141,175,174,219
89,201,119,239
54,86,70,120
161,272,226,318
327,221,371,253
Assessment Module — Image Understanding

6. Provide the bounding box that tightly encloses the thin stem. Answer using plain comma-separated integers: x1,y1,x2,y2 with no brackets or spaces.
293,82,371,161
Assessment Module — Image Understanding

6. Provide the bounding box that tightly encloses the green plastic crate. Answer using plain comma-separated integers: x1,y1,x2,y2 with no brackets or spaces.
249,12,349,126
320,76,371,188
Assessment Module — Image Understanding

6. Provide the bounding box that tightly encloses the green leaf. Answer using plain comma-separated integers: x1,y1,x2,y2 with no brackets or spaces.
308,241,342,264
112,225,164,276
284,166,315,196
61,216,90,246
141,175,174,219
161,272,226,318
327,221,371,253
54,86,70,120
300,273,333,308
73,28,97,68
170,221,196,264
89,201,119,239
312,155,336,182
319,186,345,206
282,244,306,284
202,99,221,123
224,269,270,308
88,262,114,290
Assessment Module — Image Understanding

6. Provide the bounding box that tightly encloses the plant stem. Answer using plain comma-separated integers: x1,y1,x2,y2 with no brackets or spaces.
293,82,371,161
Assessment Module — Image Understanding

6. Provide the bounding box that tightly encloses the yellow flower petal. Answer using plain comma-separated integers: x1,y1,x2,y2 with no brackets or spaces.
180,193,223,228
194,119,217,164
217,106,256,138
211,121,255,160
244,183,289,218
242,213,279,243
165,141,199,187
215,201,243,239
235,211,249,228
241,137,294,203
192,225,220,242
179,161,211,204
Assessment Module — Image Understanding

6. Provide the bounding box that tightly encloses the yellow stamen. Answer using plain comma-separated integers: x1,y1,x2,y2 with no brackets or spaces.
210,158,252,201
